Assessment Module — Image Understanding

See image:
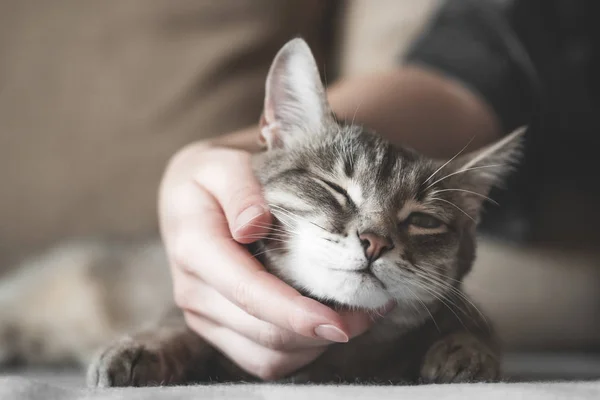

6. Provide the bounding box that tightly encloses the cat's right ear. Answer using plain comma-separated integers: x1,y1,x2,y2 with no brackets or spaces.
436,126,526,219
260,38,331,150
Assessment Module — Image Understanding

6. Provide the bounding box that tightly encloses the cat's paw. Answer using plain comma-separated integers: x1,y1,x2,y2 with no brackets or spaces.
86,337,167,388
420,333,500,383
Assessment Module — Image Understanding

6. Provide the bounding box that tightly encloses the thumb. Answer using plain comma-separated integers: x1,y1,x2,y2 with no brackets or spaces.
195,149,272,243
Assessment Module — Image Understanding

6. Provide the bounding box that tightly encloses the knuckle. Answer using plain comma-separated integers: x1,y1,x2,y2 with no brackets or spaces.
232,280,257,317
170,236,200,275
167,143,210,176
225,185,264,215
195,148,245,178
181,312,210,339
173,286,194,311
182,312,195,330
170,235,190,270
182,312,202,334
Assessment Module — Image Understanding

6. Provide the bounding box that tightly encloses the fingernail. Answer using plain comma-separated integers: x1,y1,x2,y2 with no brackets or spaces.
314,325,349,343
235,205,266,232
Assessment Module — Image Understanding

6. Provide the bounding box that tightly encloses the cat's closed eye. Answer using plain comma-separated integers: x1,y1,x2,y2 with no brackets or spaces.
407,212,442,228
314,178,355,208
404,212,447,234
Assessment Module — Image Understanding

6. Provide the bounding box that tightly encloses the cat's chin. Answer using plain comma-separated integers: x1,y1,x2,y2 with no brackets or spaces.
310,295,395,313
293,271,393,310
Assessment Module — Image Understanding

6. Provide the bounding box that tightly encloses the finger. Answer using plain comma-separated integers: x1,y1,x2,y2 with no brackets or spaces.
177,233,350,342
183,312,326,381
194,149,272,243
172,269,330,351
174,268,394,348
166,185,351,342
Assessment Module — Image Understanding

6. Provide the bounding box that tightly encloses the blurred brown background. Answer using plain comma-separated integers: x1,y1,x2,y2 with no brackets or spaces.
1,0,599,378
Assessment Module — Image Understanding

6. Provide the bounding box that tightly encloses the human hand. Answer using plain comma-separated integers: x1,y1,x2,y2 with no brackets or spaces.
158,141,387,380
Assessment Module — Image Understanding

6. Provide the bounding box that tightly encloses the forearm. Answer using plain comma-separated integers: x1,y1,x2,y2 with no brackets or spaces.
327,66,501,158
203,66,501,158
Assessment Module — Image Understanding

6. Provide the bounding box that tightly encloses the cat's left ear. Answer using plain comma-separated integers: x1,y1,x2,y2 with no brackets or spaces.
433,126,526,217
259,38,332,150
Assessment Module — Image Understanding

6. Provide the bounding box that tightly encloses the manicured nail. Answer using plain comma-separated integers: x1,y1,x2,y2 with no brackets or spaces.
235,205,266,232
314,325,349,343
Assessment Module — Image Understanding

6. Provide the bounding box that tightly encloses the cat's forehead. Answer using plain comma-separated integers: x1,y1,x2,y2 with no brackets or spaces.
305,128,434,202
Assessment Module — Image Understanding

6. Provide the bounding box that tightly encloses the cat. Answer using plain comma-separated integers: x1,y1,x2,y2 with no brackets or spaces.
0,38,524,387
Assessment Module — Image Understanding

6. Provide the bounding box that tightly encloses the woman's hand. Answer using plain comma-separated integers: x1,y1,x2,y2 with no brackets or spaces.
158,140,379,380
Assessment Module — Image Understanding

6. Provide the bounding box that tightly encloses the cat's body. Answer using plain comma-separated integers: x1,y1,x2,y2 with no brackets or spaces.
0,236,495,385
0,239,173,366
0,38,523,386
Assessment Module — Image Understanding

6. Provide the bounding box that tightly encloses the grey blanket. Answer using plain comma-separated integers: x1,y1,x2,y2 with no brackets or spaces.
2,377,599,400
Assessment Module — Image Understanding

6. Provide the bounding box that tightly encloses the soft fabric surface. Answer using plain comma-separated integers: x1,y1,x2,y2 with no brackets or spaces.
2,352,600,399
1,377,599,400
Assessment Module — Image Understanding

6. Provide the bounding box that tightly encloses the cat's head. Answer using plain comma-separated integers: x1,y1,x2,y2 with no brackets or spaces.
253,38,524,311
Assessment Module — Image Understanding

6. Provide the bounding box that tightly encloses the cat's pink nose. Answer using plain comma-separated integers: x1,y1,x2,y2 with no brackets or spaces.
358,232,392,262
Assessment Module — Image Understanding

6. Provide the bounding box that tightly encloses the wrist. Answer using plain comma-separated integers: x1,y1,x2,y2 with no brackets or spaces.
205,126,262,153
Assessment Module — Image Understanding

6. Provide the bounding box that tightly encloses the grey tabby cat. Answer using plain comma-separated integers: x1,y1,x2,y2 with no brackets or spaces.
0,38,524,386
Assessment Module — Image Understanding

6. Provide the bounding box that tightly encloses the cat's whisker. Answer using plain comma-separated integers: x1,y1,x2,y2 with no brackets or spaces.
233,228,293,238
242,230,292,238
237,231,291,239
399,297,423,321
425,283,487,332
251,246,289,259
274,219,295,231
431,188,499,206
224,236,290,245
421,164,505,192
403,286,440,333
414,270,488,329
415,270,486,327
414,270,468,315
268,205,302,220
421,136,476,186
261,232,293,238
270,214,301,231
269,204,329,232
350,99,364,128
429,197,475,222
414,262,462,283
408,279,468,331
421,269,490,327
261,236,294,242
414,263,470,287
245,222,291,234
418,261,500,294
420,264,501,296
267,210,297,230
367,301,395,320
256,238,290,244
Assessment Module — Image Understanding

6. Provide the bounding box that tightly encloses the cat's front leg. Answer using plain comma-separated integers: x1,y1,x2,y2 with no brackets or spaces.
87,313,215,387
419,332,500,383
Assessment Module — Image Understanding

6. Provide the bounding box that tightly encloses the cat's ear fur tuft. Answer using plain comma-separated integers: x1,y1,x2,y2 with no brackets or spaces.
260,38,331,150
